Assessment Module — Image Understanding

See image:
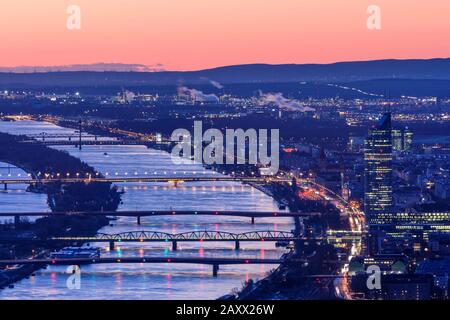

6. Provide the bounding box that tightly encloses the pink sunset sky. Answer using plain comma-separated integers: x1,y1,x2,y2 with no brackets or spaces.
0,0,449,71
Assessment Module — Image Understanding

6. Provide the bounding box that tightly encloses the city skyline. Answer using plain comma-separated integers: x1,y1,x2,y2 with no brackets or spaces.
0,0,449,304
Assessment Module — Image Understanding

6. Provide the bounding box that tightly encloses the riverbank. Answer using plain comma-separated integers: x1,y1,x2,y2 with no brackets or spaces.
226,241,342,299
0,263,43,290
0,248,52,290
218,250,341,300
0,214,112,290
220,182,344,300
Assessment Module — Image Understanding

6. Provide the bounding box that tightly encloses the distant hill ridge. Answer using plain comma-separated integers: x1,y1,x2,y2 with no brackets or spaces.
1,58,450,87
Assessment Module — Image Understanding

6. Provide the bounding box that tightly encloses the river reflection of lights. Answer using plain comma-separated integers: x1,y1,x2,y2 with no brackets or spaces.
166,273,172,293
50,272,57,285
115,273,123,287
29,273,36,286
0,121,288,299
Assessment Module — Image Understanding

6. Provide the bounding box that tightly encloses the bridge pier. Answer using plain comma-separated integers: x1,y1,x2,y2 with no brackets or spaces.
4,183,7,191
251,217,255,224
235,241,240,251
172,241,177,251
212,264,219,277
14,215,20,229
137,216,141,225
109,241,115,251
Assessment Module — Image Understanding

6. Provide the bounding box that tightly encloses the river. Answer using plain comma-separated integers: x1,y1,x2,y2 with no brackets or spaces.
0,120,292,300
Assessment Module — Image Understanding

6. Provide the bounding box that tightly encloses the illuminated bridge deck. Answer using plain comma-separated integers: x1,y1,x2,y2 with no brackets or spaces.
0,176,291,185
0,257,286,276
0,210,318,218
22,140,161,146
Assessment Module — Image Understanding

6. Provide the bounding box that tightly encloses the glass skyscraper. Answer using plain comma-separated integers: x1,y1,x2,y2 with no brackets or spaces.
364,113,393,225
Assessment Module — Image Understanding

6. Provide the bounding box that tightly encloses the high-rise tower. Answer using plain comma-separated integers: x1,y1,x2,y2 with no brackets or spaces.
364,113,393,225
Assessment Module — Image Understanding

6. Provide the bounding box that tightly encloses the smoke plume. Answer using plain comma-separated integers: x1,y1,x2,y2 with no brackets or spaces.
178,87,220,103
259,92,315,112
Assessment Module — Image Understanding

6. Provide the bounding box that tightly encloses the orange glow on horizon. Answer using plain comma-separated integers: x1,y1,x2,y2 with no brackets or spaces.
0,0,449,71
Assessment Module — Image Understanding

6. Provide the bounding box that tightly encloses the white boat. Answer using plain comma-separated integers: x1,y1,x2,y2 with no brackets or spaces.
50,247,101,259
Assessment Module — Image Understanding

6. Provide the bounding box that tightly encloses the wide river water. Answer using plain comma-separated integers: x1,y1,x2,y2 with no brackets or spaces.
0,120,292,300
